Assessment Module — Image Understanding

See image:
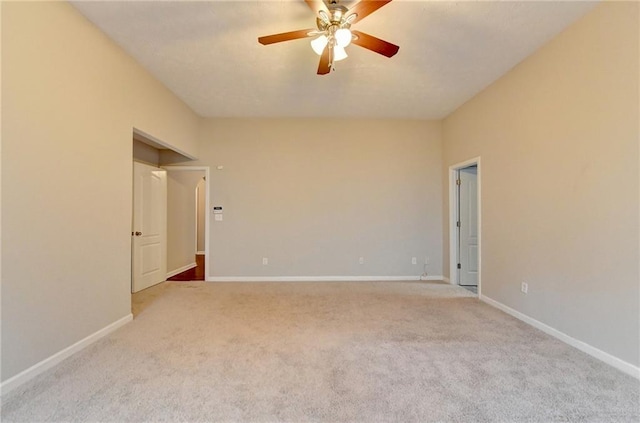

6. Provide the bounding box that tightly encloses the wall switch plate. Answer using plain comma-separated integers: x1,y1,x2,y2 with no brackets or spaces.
412,257,417,265
521,282,528,294
214,214,223,221
359,257,364,265
262,257,268,265
425,256,430,265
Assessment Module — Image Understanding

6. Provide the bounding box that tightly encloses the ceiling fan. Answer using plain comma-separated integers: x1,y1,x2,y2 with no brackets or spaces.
258,0,399,76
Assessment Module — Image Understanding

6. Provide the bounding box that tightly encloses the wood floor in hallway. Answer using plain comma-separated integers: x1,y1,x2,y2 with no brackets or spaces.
167,254,205,281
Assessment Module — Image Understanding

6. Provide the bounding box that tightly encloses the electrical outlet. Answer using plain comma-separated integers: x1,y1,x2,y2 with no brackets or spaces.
262,257,268,265
521,282,528,294
359,257,364,265
411,257,417,265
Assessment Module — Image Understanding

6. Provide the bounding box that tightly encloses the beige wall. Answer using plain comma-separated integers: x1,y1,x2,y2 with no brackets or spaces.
166,171,205,274
194,119,443,278
442,2,639,366
1,2,199,381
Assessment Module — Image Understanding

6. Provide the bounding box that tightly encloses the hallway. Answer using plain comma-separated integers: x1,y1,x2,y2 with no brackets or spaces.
167,254,205,281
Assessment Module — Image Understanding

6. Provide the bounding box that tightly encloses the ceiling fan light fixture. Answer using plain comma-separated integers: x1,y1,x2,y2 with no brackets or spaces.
258,0,399,76
335,28,352,47
311,35,328,55
333,45,348,61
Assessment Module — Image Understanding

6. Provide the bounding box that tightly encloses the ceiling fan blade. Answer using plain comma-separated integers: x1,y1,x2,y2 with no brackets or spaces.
304,0,329,15
351,30,399,58
258,29,316,45
317,46,332,75
346,0,392,25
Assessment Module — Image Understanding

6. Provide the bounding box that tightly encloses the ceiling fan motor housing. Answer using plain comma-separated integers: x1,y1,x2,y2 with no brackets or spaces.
316,5,352,32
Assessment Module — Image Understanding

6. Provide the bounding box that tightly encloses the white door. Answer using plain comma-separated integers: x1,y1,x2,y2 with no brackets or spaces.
458,166,478,286
132,161,167,293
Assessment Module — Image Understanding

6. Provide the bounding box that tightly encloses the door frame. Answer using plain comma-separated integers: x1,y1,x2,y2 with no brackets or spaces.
162,165,211,281
448,157,482,296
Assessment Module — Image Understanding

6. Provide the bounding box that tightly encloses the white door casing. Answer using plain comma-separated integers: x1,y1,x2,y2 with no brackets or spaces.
458,166,478,286
132,161,167,293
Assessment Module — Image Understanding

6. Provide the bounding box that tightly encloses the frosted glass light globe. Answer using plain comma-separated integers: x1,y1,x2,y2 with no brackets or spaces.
311,35,328,55
333,45,348,61
335,28,352,47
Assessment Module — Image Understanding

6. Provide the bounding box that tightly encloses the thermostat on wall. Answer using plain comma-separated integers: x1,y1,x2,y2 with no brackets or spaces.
213,206,223,214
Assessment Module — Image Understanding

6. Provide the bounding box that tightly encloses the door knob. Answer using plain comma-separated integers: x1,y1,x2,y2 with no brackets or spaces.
135,231,142,236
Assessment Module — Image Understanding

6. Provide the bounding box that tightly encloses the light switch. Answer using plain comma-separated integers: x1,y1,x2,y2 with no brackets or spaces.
214,214,223,221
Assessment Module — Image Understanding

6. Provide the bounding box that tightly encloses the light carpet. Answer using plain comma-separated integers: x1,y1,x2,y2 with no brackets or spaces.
2,281,639,422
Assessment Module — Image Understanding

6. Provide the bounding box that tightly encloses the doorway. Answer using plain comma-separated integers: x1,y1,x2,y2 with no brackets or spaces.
166,176,206,281
449,158,481,296
163,166,211,282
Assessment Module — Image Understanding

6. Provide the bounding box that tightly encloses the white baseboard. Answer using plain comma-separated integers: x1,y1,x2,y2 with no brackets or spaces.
206,275,445,282
166,262,197,279
419,276,444,282
480,295,640,380
0,314,133,396
196,251,205,255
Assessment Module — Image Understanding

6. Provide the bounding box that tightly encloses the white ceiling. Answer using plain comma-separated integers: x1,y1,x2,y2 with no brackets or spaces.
71,0,597,119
